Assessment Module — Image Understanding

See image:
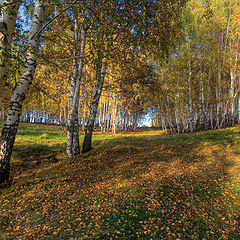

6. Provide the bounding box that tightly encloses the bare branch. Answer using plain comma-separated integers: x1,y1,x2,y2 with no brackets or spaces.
49,55,89,62
37,59,72,74
36,68,70,94
55,18,74,47
33,0,78,38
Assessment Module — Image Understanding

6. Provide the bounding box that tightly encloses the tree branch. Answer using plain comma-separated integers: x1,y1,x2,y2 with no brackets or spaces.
36,69,70,94
32,0,78,38
49,55,89,62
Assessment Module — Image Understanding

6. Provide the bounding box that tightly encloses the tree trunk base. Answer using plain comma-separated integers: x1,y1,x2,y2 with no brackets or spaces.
82,130,92,153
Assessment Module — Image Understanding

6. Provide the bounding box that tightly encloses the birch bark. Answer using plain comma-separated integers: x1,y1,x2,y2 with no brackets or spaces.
0,0,44,184
185,29,193,133
0,0,21,98
187,60,193,133
66,19,88,158
174,95,180,134
216,68,221,129
229,55,237,126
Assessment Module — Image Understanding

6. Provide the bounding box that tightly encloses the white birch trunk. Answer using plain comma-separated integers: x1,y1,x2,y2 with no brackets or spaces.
185,29,193,133
188,61,193,133
0,0,21,98
205,68,212,130
0,0,44,184
102,101,106,133
229,55,237,126
106,101,110,133
173,92,180,134
216,68,221,129
112,99,117,134
66,20,88,158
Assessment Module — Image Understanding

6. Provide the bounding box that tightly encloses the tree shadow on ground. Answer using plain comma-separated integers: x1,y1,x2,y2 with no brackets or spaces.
1,128,240,239
10,143,64,179
54,134,240,239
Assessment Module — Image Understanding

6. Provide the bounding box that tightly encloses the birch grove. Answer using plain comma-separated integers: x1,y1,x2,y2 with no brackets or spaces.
0,0,240,183
151,0,240,133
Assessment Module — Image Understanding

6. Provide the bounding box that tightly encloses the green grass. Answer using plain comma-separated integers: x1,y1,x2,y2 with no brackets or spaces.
0,122,240,239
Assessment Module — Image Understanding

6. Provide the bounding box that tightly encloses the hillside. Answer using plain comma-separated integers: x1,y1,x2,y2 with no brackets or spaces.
0,123,240,239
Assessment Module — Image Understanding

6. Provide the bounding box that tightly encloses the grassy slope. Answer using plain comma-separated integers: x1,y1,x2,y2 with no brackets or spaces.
0,121,240,239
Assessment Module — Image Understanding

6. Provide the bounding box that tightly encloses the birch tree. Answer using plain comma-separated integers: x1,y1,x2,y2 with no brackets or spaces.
0,0,44,184
82,0,155,152
0,0,21,98
82,54,107,153
66,17,89,158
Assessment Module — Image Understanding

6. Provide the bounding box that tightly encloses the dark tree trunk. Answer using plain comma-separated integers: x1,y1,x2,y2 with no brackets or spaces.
82,56,107,153
0,125,17,184
82,128,93,153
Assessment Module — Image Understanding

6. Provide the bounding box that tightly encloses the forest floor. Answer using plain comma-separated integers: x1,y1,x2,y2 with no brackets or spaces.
0,122,240,239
